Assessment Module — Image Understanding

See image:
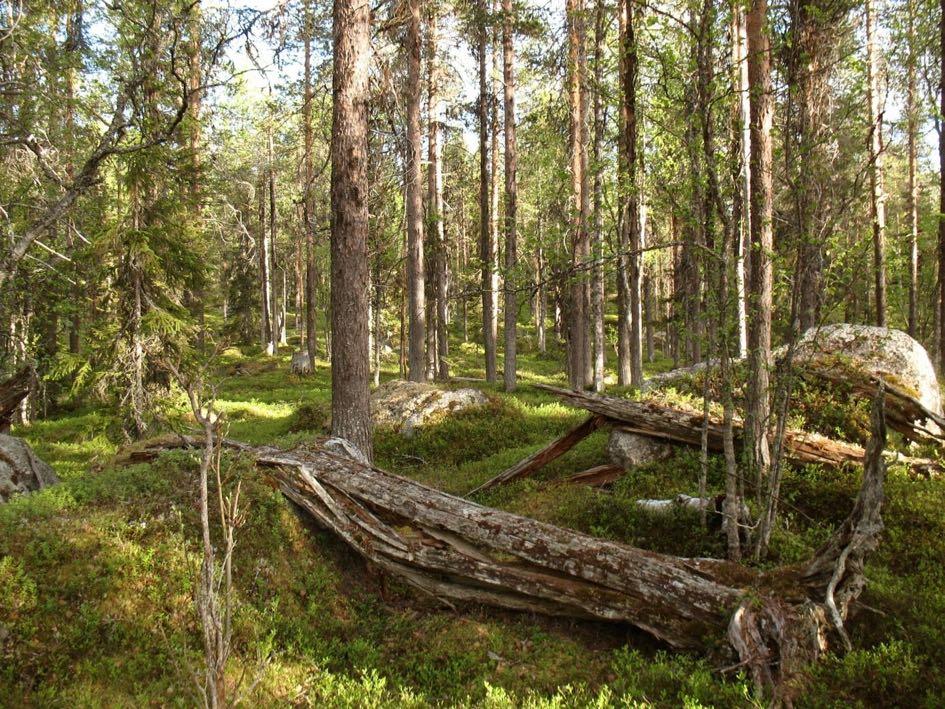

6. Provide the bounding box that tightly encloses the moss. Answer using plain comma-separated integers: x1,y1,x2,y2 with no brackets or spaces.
2,341,943,705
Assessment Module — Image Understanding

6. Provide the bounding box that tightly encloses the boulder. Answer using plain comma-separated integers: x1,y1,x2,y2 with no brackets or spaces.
290,350,313,376
607,429,674,470
0,434,59,503
789,324,942,417
371,379,489,437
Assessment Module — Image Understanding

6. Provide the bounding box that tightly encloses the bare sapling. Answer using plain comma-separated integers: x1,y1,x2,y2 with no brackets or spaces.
165,361,255,708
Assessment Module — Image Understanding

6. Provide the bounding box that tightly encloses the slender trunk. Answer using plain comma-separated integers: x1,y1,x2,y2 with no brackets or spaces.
939,0,945,372
429,7,450,380
490,0,502,381
66,0,83,354
866,0,887,327
907,0,919,338
567,0,590,390
330,0,373,460
536,240,546,353
746,0,773,489
502,0,518,391
622,0,643,386
591,0,605,393
303,1,318,360
258,172,273,354
267,118,280,353
479,0,498,383
616,2,632,385
735,5,750,357
406,0,427,382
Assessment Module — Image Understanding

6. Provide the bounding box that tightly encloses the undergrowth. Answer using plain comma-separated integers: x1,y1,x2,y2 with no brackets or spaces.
2,340,944,706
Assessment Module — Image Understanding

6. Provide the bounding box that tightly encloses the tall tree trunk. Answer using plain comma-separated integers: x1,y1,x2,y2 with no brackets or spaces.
907,0,919,338
65,0,83,355
267,116,281,353
502,0,518,392
536,239,546,354
330,0,373,460
490,0,502,380
622,0,643,386
939,0,945,373
406,0,427,382
790,0,835,332
734,4,750,357
428,6,450,380
258,171,274,354
866,0,887,327
567,0,590,390
746,0,774,490
616,1,632,385
303,0,318,361
479,0,498,383
188,5,206,351
591,0,605,393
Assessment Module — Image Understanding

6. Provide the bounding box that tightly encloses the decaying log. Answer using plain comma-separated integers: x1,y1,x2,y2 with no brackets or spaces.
0,368,30,434
561,463,625,487
538,384,941,477
135,395,889,699
469,414,605,495
798,363,945,444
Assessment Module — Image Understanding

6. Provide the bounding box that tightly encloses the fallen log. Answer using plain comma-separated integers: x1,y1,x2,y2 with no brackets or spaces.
537,384,941,477
135,395,890,699
0,368,30,433
797,363,945,444
469,415,605,495
561,463,624,487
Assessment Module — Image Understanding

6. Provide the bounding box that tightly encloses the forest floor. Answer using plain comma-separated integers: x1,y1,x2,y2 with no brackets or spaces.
2,336,945,706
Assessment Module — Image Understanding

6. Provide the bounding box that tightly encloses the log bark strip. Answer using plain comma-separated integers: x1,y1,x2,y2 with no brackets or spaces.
468,414,605,494
561,463,624,487
134,399,888,700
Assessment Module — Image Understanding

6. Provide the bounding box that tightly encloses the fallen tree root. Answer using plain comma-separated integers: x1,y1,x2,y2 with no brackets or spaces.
133,394,890,701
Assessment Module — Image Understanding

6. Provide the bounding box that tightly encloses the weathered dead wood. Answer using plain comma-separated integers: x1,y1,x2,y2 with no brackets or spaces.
468,414,605,494
561,463,624,487
538,384,941,477
0,368,31,433
135,402,889,699
798,363,945,444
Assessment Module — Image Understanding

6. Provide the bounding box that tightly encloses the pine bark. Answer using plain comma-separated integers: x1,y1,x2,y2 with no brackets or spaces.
622,0,643,386
567,0,590,390
266,116,281,353
479,0,498,383
303,0,318,361
406,0,427,382
746,0,773,487
258,171,273,353
906,0,919,338
329,0,373,460
502,0,518,392
939,0,945,373
428,9,449,380
590,0,605,393
866,0,887,327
